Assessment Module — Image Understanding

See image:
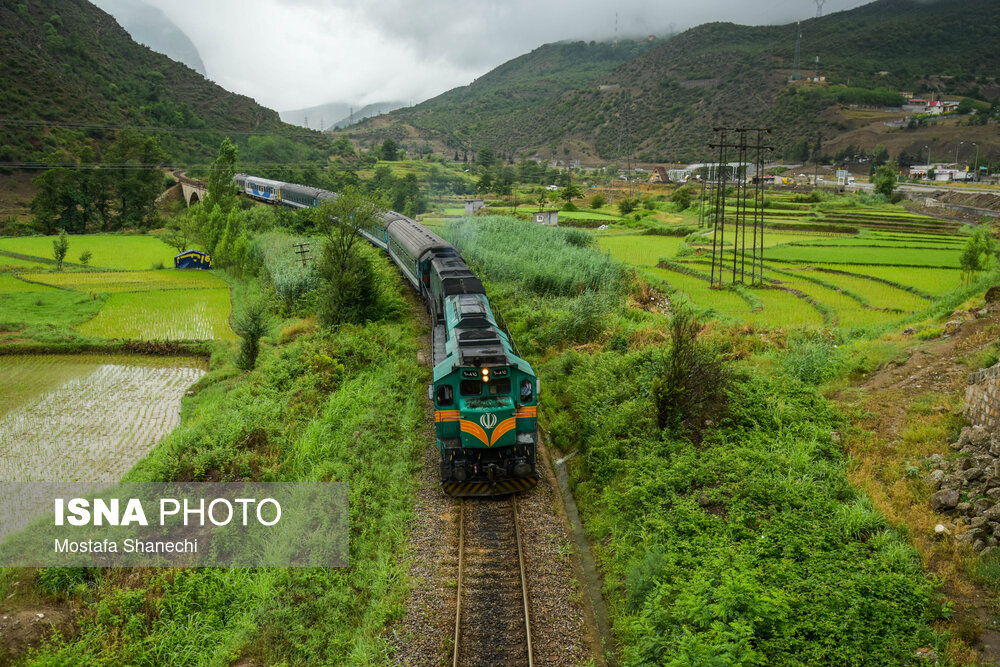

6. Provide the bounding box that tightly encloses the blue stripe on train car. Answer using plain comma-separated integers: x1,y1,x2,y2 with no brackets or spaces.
174,250,213,270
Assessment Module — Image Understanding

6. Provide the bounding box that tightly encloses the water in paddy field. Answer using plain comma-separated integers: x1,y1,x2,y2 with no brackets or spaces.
0,355,206,484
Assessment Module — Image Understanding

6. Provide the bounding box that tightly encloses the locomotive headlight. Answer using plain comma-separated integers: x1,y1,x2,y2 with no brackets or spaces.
481,367,489,382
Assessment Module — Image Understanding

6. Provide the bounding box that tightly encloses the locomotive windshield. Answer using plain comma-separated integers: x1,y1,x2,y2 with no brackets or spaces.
487,379,511,396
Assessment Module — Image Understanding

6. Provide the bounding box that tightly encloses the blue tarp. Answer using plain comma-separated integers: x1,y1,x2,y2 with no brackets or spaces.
174,250,212,270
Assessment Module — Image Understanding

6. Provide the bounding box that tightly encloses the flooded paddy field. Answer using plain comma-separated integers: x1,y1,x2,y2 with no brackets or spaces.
0,354,206,482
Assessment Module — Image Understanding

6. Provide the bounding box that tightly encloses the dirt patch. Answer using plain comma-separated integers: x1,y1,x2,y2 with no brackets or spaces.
0,603,76,667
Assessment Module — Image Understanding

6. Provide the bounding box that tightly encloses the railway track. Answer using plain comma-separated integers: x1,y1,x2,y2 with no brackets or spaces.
453,496,533,667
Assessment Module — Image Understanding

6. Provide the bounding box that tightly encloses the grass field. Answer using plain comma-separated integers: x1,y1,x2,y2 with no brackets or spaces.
21,269,229,293
0,234,177,270
75,288,237,340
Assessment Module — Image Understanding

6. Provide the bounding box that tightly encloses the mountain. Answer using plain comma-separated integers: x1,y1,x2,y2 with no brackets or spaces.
329,102,406,130
0,0,317,167
89,0,206,76
347,0,1000,163
279,100,405,131
346,38,663,158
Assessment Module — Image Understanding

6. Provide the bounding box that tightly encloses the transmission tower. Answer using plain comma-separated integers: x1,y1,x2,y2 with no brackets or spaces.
815,0,826,18
612,91,636,204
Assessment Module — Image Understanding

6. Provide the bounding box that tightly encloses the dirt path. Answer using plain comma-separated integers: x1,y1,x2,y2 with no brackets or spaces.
837,308,1000,665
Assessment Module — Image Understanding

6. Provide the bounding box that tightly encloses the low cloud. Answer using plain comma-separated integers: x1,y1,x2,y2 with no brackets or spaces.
139,0,874,110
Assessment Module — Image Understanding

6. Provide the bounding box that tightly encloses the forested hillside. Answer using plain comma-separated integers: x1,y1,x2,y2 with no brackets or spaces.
350,0,1000,162
0,0,314,167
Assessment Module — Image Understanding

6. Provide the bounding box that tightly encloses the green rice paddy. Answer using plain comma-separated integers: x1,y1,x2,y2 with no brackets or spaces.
76,288,237,341
0,235,235,341
604,192,979,331
0,234,177,270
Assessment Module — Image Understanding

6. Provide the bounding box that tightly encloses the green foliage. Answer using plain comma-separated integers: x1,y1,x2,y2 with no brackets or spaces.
618,198,637,215
380,138,399,161
253,232,318,310
670,185,695,211
51,229,68,270
960,227,995,283
589,192,607,209
541,351,936,666
779,334,845,385
204,138,239,215
317,242,383,326
232,297,272,370
443,215,630,297
651,306,731,437
78,249,92,265
872,164,897,199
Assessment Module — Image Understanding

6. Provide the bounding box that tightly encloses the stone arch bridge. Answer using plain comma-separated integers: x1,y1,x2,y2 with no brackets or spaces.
175,171,207,207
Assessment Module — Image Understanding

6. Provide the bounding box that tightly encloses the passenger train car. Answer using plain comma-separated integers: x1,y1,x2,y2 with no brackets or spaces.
233,174,539,496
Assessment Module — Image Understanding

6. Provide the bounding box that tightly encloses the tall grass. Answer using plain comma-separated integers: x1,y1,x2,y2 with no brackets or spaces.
252,232,318,307
444,216,631,297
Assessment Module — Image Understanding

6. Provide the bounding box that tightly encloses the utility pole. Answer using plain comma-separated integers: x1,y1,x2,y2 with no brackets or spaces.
955,141,965,166
815,0,826,18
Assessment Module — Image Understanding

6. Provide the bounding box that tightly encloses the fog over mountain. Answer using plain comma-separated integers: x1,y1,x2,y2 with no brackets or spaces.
90,0,206,76
116,0,875,111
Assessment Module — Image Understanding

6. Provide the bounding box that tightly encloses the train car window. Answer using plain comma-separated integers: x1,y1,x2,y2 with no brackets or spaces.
487,379,511,396
436,385,453,406
520,379,534,401
459,380,481,397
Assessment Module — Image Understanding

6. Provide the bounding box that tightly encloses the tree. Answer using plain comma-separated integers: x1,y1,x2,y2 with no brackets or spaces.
961,227,996,284
560,184,581,203
314,188,388,326
476,146,496,169
79,249,92,266
872,163,897,198
589,193,606,209
380,138,399,161
618,198,637,215
104,131,167,228
671,185,694,211
204,138,239,215
52,229,69,270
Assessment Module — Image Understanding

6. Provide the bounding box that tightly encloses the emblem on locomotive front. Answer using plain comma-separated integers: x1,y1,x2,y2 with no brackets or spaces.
480,413,498,430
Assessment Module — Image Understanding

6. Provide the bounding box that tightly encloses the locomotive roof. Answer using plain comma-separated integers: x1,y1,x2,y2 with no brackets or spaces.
431,252,485,296
385,214,453,259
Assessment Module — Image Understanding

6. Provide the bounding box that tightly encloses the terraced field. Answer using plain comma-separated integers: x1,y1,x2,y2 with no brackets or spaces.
602,192,978,331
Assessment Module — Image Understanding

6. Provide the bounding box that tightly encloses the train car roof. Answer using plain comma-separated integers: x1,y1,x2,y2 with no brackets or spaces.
280,182,331,199
243,176,285,188
385,213,453,259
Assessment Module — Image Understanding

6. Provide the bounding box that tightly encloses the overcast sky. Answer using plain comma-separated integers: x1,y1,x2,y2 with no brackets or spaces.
137,0,876,112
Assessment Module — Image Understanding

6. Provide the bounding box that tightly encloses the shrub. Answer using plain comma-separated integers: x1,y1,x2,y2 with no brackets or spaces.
589,193,606,209
232,297,272,370
780,335,845,385
651,306,730,438
79,249,93,265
